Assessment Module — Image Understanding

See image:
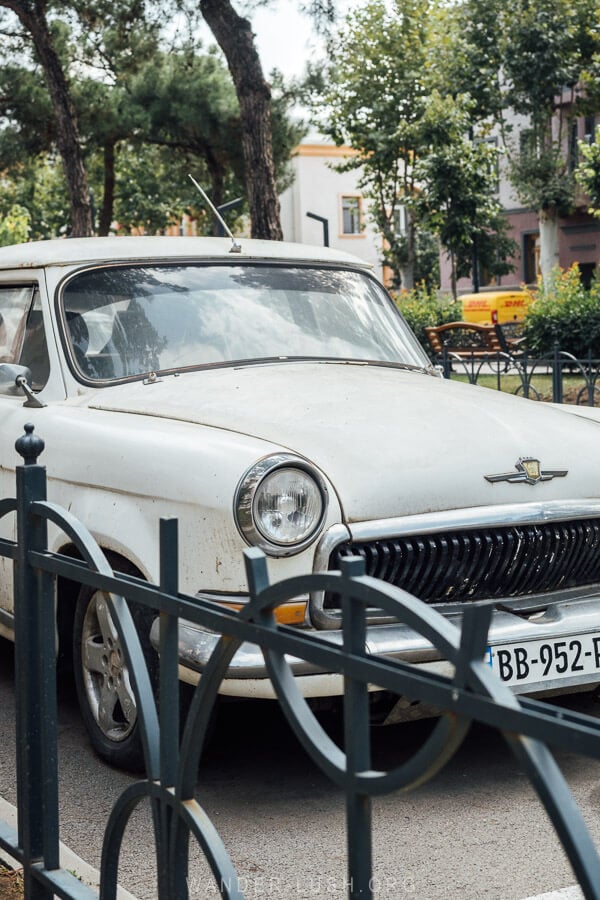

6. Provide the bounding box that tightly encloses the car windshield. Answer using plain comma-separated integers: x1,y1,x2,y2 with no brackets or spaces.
60,263,429,381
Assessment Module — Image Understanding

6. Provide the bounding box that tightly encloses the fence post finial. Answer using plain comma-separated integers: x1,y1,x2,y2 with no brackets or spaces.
15,423,44,465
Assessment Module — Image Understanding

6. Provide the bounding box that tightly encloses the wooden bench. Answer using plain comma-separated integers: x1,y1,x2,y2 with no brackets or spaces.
425,321,502,359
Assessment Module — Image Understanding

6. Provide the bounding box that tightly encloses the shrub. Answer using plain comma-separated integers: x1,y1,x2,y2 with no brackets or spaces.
392,283,462,358
0,204,30,247
523,265,600,358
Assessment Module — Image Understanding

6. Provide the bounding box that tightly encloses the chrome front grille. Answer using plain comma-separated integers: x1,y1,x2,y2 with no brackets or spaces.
326,518,600,606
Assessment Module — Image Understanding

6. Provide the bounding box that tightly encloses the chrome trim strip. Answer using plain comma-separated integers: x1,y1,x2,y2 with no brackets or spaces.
312,522,351,573
345,499,600,543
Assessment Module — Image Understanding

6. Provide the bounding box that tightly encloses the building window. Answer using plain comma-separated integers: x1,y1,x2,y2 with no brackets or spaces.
519,129,535,159
584,115,596,144
569,122,579,172
475,136,499,191
341,195,362,235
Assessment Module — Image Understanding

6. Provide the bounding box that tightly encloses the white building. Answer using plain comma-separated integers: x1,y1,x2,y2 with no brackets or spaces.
279,138,385,281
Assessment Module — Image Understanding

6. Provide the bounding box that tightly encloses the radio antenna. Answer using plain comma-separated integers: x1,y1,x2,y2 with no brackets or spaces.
188,174,242,253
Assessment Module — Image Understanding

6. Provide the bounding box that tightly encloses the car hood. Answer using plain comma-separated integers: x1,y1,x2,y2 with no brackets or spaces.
83,362,600,522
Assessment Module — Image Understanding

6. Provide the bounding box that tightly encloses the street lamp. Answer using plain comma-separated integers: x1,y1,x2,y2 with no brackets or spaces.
306,212,329,247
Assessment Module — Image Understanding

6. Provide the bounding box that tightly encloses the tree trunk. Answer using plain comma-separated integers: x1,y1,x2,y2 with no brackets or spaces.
538,208,560,282
199,0,283,241
98,140,116,236
450,251,457,300
2,0,92,237
399,214,416,290
399,266,415,291
205,146,225,235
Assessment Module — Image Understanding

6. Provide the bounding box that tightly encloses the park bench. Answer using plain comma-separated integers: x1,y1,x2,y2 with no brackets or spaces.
424,321,502,358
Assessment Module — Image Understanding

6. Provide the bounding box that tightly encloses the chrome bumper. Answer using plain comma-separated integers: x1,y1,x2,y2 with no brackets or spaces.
150,594,600,696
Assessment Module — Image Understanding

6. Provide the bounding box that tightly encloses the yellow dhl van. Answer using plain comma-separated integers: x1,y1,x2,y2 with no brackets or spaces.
460,290,532,325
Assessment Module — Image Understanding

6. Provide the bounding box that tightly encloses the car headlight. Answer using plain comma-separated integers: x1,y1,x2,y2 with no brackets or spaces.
235,454,328,556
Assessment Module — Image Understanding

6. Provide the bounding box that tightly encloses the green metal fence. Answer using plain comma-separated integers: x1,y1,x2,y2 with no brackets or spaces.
2,424,600,898
437,344,600,404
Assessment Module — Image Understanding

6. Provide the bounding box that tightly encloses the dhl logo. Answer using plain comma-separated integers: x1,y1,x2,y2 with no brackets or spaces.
461,291,532,325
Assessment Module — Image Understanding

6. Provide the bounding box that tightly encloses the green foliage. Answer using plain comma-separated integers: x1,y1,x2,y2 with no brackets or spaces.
412,230,441,292
391,284,462,357
498,0,600,217
127,49,304,221
469,214,518,283
511,143,575,217
523,265,600,356
500,0,599,117
111,143,191,235
0,1,300,238
316,1,514,290
575,127,600,217
381,229,440,292
0,65,55,162
444,0,600,240
127,47,245,215
0,156,71,239
414,101,517,285
0,204,30,246
446,0,505,122
316,0,443,287
441,0,600,283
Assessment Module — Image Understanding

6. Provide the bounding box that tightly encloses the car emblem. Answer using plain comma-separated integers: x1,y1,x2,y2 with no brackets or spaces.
484,457,568,485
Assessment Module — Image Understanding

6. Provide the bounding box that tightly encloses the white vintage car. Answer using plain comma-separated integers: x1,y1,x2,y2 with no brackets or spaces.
1,235,600,769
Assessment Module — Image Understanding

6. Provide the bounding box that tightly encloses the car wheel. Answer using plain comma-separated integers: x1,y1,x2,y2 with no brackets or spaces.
72,576,158,772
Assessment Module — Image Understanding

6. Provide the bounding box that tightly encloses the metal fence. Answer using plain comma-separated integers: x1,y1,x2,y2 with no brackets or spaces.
3,424,600,898
437,344,600,405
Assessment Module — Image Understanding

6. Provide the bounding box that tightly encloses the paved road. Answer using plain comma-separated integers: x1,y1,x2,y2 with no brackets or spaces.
0,637,599,900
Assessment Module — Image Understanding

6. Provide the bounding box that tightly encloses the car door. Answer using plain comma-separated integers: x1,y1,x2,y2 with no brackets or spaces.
0,281,52,629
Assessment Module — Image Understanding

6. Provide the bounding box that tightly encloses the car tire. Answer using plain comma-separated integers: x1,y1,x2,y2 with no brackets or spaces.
72,568,158,773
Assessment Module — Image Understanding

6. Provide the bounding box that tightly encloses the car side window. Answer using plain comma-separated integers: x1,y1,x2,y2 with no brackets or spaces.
0,285,34,364
18,290,50,390
0,285,50,391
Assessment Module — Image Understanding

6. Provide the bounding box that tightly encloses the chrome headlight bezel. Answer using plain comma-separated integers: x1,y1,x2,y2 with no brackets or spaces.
234,453,329,557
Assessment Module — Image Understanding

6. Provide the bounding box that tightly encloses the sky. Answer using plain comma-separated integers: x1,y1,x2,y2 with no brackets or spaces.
201,1,364,79
252,2,323,77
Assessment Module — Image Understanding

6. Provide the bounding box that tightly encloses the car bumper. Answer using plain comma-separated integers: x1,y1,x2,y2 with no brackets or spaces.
150,594,600,699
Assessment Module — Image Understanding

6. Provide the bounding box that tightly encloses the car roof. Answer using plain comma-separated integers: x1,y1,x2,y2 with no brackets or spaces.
0,236,373,271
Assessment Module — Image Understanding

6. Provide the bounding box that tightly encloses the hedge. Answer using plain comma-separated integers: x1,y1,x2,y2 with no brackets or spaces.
391,284,462,359
522,265,600,358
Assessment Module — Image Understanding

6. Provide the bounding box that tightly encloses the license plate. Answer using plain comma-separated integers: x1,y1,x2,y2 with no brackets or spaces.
486,633,600,688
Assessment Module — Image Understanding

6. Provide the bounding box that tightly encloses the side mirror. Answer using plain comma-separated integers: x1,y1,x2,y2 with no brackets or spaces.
0,363,32,394
0,363,45,407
